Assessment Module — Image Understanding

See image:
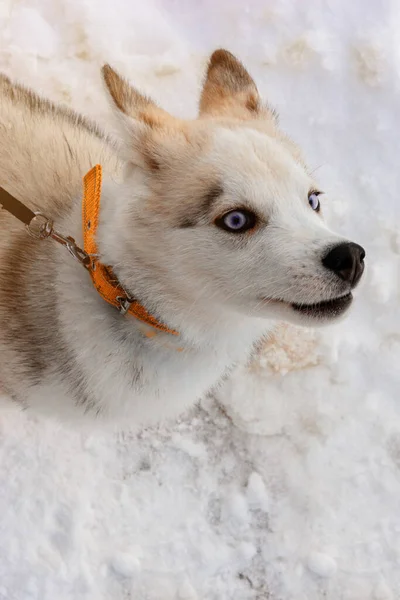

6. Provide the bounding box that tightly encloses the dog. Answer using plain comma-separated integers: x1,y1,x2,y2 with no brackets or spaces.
0,49,365,425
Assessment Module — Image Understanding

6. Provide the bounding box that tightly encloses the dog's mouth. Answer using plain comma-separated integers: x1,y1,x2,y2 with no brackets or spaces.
262,292,353,320
290,292,353,319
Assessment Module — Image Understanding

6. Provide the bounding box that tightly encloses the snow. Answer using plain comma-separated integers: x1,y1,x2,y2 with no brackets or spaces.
307,552,337,579
1,0,400,598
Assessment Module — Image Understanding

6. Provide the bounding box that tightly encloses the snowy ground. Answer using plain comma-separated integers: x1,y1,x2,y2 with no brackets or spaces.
1,1,400,599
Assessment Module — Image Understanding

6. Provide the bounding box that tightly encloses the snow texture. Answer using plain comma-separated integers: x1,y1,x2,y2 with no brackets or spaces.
1,1,400,598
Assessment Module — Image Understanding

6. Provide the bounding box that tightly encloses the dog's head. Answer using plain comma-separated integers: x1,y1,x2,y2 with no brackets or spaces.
100,50,365,328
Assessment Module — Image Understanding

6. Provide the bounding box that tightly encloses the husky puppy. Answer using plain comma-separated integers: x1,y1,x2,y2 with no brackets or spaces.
0,50,365,424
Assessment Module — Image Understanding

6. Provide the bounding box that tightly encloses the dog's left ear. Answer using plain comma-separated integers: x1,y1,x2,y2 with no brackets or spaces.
199,49,276,122
102,65,187,171
102,64,171,125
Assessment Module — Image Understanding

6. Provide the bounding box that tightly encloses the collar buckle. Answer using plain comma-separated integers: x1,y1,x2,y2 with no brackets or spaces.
116,296,134,316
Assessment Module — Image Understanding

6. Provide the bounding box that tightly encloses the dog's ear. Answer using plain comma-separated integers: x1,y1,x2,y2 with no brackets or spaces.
102,64,172,124
102,65,185,171
199,49,276,122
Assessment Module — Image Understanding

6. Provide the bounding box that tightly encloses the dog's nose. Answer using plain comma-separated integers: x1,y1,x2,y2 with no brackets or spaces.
322,242,365,286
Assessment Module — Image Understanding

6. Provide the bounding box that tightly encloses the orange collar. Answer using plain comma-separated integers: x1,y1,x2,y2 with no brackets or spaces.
82,165,178,336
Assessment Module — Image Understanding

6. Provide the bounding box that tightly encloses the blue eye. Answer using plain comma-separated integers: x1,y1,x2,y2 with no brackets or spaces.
216,209,256,233
225,211,247,229
308,192,321,212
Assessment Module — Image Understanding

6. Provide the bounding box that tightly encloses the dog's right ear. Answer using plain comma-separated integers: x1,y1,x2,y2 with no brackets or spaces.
199,49,277,123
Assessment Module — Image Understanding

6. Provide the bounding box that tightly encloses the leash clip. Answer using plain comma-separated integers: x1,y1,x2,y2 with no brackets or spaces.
27,212,91,268
51,230,92,268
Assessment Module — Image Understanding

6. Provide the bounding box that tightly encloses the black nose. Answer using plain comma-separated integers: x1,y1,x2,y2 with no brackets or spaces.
322,242,365,286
